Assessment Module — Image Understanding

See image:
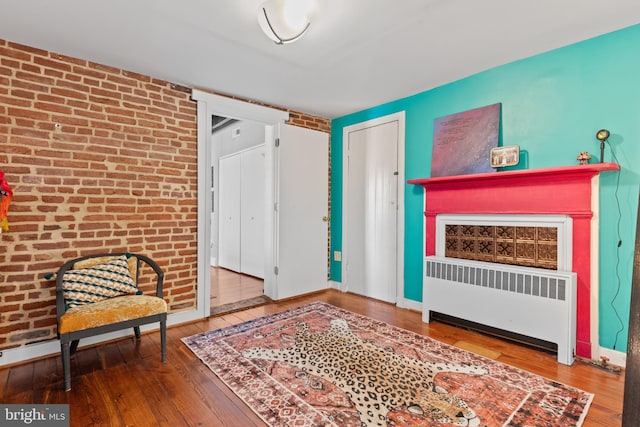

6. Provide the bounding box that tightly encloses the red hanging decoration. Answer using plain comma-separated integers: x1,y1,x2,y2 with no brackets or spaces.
0,171,13,232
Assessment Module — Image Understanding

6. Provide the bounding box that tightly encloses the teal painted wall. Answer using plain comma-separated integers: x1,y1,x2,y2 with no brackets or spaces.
330,24,640,353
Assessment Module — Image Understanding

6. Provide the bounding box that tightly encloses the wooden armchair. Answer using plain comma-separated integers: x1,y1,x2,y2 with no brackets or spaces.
55,253,167,391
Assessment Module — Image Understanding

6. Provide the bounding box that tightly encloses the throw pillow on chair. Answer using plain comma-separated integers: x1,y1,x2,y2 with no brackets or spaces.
54,253,167,391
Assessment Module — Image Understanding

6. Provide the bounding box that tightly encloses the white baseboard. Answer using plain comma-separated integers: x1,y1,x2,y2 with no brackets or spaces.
396,297,422,311
0,308,203,367
325,285,421,312
328,280,341,290
598,346,626,368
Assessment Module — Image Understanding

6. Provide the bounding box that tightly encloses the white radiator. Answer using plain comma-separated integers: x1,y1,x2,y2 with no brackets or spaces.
423,256,577,365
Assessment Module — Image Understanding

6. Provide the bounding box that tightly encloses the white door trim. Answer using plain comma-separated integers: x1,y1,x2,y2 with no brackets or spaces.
341,111,405,303
192,89,288,317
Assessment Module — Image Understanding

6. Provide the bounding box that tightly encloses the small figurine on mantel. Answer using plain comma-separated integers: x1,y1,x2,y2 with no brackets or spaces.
577,151,591,165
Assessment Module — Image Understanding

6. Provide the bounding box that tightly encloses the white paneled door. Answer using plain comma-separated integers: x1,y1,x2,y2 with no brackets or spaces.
217,145,266,278
344,117,400,303
217,153,241,272
274,124,329,300
240,145,266,278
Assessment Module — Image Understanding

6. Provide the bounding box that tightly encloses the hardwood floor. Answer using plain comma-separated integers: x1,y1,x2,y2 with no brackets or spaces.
1,290,624,426
210,267,264,308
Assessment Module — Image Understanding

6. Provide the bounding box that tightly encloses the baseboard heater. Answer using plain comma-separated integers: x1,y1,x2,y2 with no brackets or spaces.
423,256,577,365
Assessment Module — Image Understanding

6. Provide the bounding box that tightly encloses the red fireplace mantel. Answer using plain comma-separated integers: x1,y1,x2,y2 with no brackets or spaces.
408,162,620,359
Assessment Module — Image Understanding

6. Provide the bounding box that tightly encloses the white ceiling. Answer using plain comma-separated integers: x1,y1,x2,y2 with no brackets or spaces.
0,0,638,118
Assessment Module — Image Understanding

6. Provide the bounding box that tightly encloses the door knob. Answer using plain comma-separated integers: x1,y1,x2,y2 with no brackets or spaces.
322,216,329,222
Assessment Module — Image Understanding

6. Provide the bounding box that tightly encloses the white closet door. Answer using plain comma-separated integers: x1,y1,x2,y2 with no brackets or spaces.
345,120,398,303
240,145,265,278
218,154,241,272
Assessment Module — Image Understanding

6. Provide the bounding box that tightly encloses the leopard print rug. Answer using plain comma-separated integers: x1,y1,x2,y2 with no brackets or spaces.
183,302,593,426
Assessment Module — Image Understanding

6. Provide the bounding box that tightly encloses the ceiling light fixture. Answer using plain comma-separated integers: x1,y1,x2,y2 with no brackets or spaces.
258,0,313,45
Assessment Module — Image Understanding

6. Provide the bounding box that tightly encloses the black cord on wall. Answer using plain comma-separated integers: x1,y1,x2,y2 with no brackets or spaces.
607,143,625,350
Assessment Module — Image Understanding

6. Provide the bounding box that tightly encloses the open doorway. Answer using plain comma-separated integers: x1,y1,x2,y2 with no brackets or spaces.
193,89,329,319
210,267,268,315
210,116,270,314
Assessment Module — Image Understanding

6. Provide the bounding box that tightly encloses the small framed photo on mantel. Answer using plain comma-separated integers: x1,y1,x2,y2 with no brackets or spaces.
490,145,520,168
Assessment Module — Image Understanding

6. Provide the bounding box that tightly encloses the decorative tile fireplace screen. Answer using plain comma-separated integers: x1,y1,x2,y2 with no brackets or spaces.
444,224,558,270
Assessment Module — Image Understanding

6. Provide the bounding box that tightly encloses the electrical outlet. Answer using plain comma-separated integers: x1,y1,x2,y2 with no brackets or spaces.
333,251,341,262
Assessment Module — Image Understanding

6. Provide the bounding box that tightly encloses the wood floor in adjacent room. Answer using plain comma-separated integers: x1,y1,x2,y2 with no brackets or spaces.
0,290,624,426
210,266,264,309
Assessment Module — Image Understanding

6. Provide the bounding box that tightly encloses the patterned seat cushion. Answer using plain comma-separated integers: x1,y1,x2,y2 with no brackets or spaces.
58,295,167,333
62,255,139,308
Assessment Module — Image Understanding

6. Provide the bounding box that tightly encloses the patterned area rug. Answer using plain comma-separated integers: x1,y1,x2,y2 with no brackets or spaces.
182,302,593,427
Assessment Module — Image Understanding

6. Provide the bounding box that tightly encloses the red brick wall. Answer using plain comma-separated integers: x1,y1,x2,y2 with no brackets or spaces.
0,40,330,352
287,111,331,133
0,39,199,350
